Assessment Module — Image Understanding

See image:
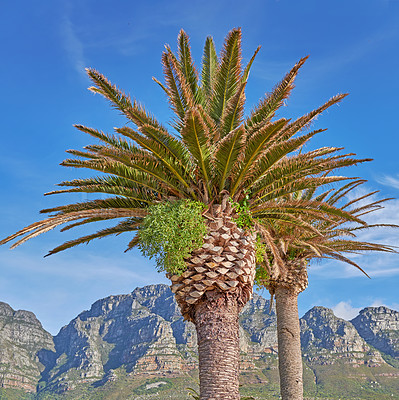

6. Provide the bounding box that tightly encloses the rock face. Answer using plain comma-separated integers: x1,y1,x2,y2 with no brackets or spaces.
239,294,277,355
37,285,279,393
40,285,194,393
301,306,369,353
0,302,54,392
352,306,399,358
1,284,399,399
300,306,387,367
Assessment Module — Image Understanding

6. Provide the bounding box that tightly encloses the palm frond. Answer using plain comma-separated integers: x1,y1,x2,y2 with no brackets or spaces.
242,128,326,191
177,29,199,101
116,126,193,189
245,56,308,134
45,218,142,256
0,208,143,249
230,119,287,196
159,50,186,125
86,68,164,130
201,36,218,100
181,108,213,193
210,28,242,123
125,232,140,252
275,94,348,143
213,125,245,190
45,176,156,203
242,46,261,83
219,81,246,137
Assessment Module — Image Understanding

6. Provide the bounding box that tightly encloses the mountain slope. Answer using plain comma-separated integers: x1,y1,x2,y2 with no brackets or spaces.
1,284,399,399
0,302,54,395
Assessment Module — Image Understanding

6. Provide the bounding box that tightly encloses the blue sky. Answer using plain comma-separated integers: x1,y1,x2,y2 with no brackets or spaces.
1,0,398,335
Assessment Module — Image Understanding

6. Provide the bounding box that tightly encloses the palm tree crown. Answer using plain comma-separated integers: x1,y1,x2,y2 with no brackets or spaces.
256,179,398,296
2,27,395,400
1,28,368,258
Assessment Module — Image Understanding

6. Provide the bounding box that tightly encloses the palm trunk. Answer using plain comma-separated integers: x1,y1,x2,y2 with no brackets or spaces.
275,286,303,400
169,206,256,399
194,290,241,400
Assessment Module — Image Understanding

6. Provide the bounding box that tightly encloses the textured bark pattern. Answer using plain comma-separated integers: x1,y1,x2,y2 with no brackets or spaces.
275,286,303,400
194,290,241,400
169,205,256,322
267,260,309,296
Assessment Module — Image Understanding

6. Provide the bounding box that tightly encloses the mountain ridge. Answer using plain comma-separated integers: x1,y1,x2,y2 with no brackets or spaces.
0,284,398,399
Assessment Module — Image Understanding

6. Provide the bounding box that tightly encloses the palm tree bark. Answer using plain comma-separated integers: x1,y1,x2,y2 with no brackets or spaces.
275,286,303,400
194,290,241,400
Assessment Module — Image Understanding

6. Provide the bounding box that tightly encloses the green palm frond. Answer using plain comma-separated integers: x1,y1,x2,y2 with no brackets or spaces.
256,180,397,285
181,108,213,194
45,176,156,203
242,128,326,192
201,36,218,100
245,56,308,134
45,218,142,257
219,81,247,137
213,125,245,190
86,68,164,130
40,197,149,215
115,126,194,191
2,28,394,266
210,28,242,123
242,46,261,83
177,29,199,101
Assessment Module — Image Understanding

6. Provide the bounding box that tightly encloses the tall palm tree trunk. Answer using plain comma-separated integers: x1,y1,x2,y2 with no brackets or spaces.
194,291,241,400
170,205,256,399
275,286,303,400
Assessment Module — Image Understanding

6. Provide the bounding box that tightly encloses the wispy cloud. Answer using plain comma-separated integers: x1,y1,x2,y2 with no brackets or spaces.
332,299,399,321
332,301,362,320
377,174,399,190
0,247,162,284
297,22,399,85
0,247,167,334
309,183,399,279
60,3,87,79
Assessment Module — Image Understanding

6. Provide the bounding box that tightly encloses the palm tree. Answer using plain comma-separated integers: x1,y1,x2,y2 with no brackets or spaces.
255,180,397,399
1,29,369,399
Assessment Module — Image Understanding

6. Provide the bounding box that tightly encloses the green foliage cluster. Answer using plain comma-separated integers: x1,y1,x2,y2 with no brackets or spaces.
255,235,267,265
138,200,207,275
230,192,254,230
254,235,270,287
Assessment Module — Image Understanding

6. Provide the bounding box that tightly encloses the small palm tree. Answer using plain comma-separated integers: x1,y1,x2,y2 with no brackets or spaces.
1,29,370,399
255,180,397,399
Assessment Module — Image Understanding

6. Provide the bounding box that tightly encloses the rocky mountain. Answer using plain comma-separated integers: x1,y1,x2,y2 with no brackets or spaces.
0,284,399,399
352,306,399,360
0,302,54,393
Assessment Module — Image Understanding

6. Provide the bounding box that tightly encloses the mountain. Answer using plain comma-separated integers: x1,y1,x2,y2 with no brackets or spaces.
352,306,399,362
0,302,54,397
0,284,398,399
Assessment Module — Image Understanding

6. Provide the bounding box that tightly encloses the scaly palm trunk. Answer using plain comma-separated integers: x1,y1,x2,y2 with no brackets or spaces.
275,286,303,400
169,204,256,399
267,260,308,400
195,290,241,399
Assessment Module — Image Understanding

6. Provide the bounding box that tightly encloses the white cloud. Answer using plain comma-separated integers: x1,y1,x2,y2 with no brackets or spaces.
332,299,399,321
377,174,399,190
332,301,362,320
0,247,163,285
308,182,399,280
60,4,87,78
369,299,399,311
